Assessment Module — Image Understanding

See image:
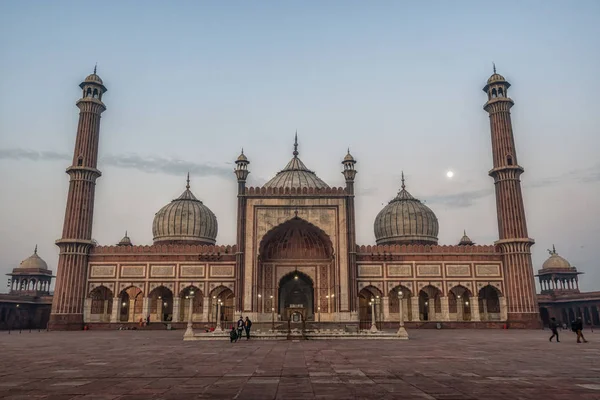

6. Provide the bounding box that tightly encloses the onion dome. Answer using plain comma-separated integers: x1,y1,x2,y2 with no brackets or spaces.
16,245,48,270
263,133,329,190
343,149,356,163
236,149,248,163
374,172,439,246
117,231,133,246
152,174,218,245
542,245,573,270
458,230,474,246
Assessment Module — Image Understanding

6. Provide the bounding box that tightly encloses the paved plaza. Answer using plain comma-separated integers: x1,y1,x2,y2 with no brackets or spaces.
0,329,599,399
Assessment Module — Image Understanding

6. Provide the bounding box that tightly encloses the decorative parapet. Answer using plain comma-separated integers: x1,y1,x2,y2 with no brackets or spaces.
244,186,348,196
357,244,498,257
91,244,236,255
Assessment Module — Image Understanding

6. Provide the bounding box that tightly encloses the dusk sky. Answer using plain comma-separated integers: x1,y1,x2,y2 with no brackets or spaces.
0,1,598,291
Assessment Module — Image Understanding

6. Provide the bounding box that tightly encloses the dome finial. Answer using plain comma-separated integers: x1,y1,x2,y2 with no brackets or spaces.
464,229,467,236
94,63,97,75
34,244,38,254
401,171,406,190
186,172,190,190
493,62,496,74
547,244,557,255
125,230,128,237
293,131,299,157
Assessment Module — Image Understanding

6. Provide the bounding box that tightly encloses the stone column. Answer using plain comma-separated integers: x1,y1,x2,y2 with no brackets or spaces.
202,296,209,322
440,296,450,321
471,297,481,321
83,298,91,323
110,297,119,323
411,296,420,322
499,297,508,321
184,294,195,338
128,299,135,322
172,297,181,323
456,297,464,321
103,300,110,323
482,299,489,321
382,297,390,321
157,299,163,322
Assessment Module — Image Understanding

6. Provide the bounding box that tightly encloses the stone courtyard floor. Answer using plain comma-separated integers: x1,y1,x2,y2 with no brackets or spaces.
0,329,599,399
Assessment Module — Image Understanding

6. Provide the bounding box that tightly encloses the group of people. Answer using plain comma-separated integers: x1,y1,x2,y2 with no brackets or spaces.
230,316,252,342
548,316,589,343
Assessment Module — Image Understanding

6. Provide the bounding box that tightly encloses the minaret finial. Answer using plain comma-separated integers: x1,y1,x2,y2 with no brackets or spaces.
125,230,128,238
293,131,299,157
493,62,496,74
34,244,38,254
94,63,97,75
401,171,406,190
347,147,350,155
464,229,467,236
241,147,244,155
186,172,190,190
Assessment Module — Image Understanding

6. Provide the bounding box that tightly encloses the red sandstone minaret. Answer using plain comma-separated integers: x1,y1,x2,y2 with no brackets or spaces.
483,66,539,328
48,67,107,330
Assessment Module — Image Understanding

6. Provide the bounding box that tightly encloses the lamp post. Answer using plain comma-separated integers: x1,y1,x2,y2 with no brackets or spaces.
370,298,378,333
271,307,275,332
184,289,195,338
397,290,408,338
317,305,321,328
215,299,223,332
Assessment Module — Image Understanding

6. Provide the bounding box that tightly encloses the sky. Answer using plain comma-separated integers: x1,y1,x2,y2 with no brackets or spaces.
0,1,599,292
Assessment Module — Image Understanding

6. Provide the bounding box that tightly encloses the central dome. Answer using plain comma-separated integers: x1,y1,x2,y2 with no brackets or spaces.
263,135,329,190
152,176,218,245
374,173,439,246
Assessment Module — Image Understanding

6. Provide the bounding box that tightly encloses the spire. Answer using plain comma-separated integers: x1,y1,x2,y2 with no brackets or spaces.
293,131,299,157
186,172,190,190
94,63,97,75
125,230,128,238
34,244,38,254
547,244,557,256
401,171,406,190
464,229,467,236
493,62,496,74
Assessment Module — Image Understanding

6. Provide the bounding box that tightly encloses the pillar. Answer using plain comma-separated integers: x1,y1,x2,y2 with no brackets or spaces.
142,297,149,321
411,296,420,322
172,297,180,323
382,297,390,321
83,298,91,323
202,296,209,322
128,299,135,322
482,299,489,321
500,297,508,321
440,296,450,321
103,300,109,323
110,297,119,323
471,296,481,321
457,297,464,321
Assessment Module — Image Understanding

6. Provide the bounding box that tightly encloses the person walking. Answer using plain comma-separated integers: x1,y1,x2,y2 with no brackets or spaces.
236,316,244,341
548,317,560,342
245,317,253,340
573,317,588,343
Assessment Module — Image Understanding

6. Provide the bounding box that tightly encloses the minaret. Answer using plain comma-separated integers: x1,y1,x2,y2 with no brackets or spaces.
49,67,107,330
234,149,250,313
342,149,358,313
483,66,539,327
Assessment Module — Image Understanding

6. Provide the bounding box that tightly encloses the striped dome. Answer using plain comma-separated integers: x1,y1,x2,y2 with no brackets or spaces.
263,135,329,190
152,177,218,245
374,174,439,246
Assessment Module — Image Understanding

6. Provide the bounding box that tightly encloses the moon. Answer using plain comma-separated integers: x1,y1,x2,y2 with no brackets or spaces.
446,170,454,178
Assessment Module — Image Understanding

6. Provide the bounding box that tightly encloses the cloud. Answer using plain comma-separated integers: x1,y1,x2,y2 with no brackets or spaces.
0,148,231,178
425,188,493,208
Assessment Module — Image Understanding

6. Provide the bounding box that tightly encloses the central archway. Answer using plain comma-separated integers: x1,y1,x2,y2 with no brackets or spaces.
257,217,334,317
278,271,314,321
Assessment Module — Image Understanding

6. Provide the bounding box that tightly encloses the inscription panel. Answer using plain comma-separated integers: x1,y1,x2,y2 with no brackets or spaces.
446,264,471,277
476,264,501,277
121,265,146,278
90,265,116,278
416,264,441,277
358,265,383,278
150,265,175,278
180,265,206,278
387,264,412,277
210,265,235,278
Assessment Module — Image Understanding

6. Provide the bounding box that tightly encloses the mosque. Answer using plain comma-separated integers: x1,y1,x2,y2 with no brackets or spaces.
6,66,586,332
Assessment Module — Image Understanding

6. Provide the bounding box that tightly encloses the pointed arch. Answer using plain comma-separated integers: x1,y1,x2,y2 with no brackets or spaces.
259,217,333,261
478,284,502,321
88,286,113,315
419,285,442,321
389,285,413,321
149,286,173,322
179,285,203,321
278,270,314,319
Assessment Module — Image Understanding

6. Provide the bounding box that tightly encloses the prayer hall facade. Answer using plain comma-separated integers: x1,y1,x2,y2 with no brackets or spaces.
47,68,544,331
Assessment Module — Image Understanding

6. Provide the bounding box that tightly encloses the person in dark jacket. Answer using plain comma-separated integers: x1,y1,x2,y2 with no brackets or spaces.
548,317,560,342
236,317,244,341
573,317,588,343
245,317,253,340
230,326,238,343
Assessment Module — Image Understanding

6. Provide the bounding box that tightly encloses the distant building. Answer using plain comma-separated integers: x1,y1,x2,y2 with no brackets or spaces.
1,246,54,330
40,67,560,330
537,246,600,327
